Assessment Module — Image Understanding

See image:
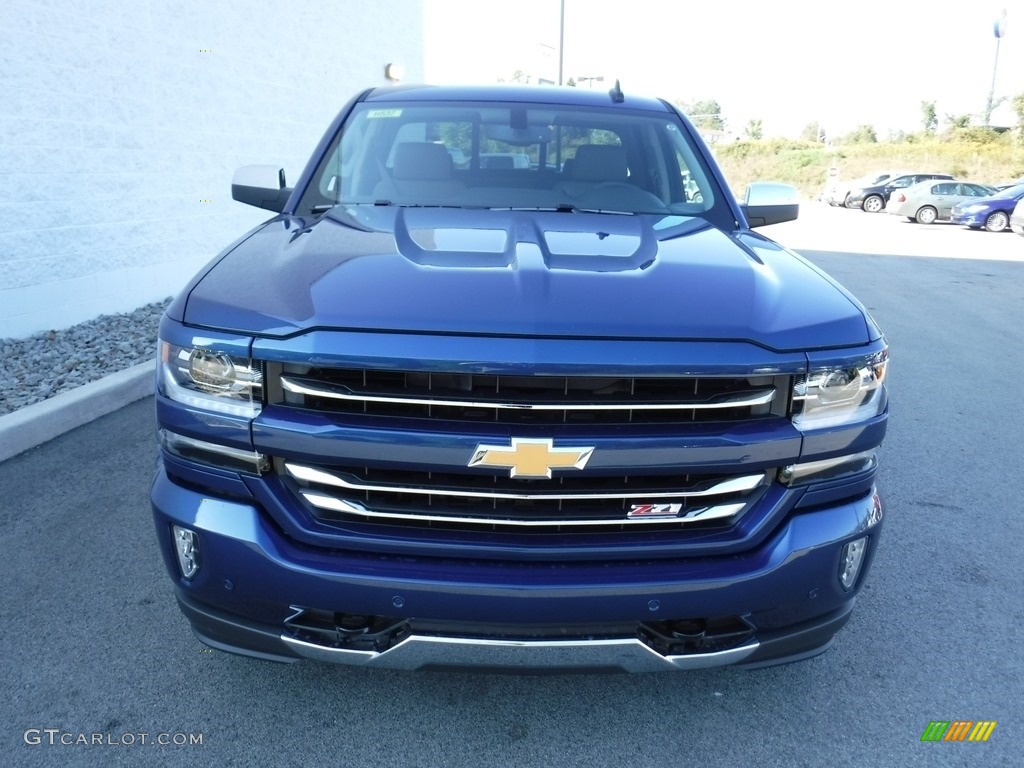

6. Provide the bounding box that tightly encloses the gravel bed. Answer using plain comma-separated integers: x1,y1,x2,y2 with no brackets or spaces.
0,298,172,416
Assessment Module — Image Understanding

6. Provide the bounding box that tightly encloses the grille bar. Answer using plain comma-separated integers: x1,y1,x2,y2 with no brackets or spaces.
285,462,765,501
279,375,776,412
299,490,747,527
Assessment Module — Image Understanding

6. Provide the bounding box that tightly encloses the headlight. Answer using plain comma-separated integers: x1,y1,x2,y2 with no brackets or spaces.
963,204,987,213
157,340,263,417
793,348,888,431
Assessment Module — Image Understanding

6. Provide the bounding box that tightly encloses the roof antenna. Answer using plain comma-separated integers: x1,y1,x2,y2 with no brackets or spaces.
609,79,624,103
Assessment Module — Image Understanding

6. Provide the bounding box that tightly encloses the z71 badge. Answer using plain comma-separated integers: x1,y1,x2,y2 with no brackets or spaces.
627,503,683,518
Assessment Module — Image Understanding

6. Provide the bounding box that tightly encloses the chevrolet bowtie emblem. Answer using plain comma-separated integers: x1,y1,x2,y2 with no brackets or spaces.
468,438,594,479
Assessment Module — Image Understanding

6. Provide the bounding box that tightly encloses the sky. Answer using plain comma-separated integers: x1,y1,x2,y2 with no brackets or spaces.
424,0,1024,138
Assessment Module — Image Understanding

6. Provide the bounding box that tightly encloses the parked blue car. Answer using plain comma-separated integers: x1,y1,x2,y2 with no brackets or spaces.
950,183,1024,231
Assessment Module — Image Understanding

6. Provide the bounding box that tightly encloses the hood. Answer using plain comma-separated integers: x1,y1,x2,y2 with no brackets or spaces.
183,207,872,352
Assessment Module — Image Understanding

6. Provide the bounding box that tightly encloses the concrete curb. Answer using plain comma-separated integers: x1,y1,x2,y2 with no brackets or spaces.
0,361,155,464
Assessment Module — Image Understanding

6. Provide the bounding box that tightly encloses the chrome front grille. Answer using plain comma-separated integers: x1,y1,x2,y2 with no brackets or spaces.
273,367,789,425
282,461,771,532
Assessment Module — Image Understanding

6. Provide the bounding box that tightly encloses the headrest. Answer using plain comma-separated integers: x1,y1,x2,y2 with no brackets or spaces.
571,145,628,182
392,142,453,181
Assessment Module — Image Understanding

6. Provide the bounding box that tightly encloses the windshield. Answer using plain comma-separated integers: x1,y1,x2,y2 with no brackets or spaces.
298,100,719,217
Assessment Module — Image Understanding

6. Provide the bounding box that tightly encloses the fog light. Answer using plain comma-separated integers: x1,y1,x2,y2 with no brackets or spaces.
173,525,200,580
839,536,867,591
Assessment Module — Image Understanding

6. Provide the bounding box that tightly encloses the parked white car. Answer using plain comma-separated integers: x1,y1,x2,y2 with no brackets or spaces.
1010,198,1024,237
827,171,902,207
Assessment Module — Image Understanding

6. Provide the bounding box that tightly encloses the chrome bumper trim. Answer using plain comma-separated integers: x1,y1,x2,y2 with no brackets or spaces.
280,633,759,671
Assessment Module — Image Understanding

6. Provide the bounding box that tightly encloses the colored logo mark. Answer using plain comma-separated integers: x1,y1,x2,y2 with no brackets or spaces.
921,721,997,742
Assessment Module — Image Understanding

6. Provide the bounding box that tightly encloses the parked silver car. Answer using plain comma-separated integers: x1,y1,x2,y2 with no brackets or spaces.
885,180,998,224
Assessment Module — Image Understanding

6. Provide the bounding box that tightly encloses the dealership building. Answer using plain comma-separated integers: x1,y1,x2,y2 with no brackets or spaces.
0,1,425,338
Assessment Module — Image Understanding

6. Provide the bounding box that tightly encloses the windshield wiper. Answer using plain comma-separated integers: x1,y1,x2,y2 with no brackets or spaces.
493,203,636,215
313,201,477,213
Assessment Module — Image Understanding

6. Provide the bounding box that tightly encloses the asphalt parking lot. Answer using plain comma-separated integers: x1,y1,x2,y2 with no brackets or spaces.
2,203,1021,767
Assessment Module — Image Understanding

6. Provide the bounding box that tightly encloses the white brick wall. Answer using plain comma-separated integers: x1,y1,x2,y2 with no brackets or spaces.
0,0,424,338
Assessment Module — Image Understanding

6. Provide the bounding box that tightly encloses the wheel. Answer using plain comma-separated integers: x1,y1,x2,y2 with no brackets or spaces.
862,195,884,213
915,206,938,225
984,211,1008,232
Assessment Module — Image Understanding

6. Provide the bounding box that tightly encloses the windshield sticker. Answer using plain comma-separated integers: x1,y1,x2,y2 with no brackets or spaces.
366,109,403,119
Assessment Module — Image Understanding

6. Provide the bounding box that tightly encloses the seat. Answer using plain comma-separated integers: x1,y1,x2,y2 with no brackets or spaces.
572,145,628,181
555,144,668,212
557,144,629,197
374,142,466,201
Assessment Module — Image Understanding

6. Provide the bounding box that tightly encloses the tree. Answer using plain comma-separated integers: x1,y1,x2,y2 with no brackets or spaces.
1012,93,1024,143
945,113,971,129
842,124,877,144
497,70,529,84
984,96,1007,126
744,119,763,140
566,77,576,87
920,101,937,133
677,99,725,131
800,121,824,143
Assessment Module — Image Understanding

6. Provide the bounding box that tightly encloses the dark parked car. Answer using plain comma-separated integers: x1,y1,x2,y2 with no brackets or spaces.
950,184,1024,232
995,177,1024,191
151,84,889,672
847,173,955,212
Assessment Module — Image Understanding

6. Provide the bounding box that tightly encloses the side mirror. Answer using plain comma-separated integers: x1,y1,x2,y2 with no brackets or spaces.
740,182,800,228
231,165,293,213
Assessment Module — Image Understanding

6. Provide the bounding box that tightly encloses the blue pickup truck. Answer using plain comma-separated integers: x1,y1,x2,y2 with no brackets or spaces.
151,84,889,671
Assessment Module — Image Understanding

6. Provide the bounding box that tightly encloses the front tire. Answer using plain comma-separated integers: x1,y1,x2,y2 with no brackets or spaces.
863,195,884,213
985,211,1008,232
915,206,938,224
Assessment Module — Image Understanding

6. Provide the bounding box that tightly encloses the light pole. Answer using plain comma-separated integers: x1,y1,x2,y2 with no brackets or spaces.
558,0,565,85
984,8,1008,126
577,76,604,89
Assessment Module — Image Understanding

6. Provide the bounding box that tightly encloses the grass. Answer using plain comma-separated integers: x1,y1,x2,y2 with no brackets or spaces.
711,130,1024,199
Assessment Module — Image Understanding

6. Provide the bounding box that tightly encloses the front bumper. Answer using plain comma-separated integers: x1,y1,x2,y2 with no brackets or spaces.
152,470,883,671
950,211,984,227
178,587,854,671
